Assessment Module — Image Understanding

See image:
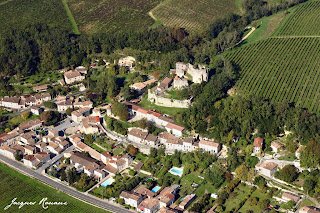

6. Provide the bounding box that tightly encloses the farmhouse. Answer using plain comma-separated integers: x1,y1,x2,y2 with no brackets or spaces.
299,206,320,213
130,82,147,94
138,198,159,213
128,128,148,144
133,185,155,198
75,66,87,75
179,194,196,210
0,97,25,109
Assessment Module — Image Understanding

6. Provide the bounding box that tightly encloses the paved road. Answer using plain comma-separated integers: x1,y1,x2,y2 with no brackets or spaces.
4,108,31,117
36,145,75,173
53,117,78,132
0,155,132,213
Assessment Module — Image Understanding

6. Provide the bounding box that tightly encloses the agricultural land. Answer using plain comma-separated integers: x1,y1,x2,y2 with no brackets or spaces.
226,0,320,114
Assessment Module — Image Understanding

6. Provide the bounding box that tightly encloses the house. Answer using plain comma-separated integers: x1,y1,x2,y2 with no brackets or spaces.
34,152,50,163
57,99,73,112
0,96,25,109
182,137,196,152
64,70,85,84
0,132,19,146
47,143,63,155
24,145,36,155
158,77,173,90
33,84,48,92
120,191,144,208
199,140,221,154
93,169,106,181
138,198,159,213
71,111,83,123
76,142,101,161
0,145,17,159
253,137,264,153
101,152,111,164
23,155,38,168
75,66,87,75
165,123,185,137
92,108,101,117
282,192,300,204
130,82,147,95
73,99,93,109
179,194,196,210
156,186,179,208
118,56,136,69
133,161,144,172
255,161,278,178
271,141,284,153
299,206,320,213
31,106,44,115
128,128,148,144
82,116,101,134
19,119,42,132
134,185,155,198
173,76,188,89
34,93,51,104
144,134,158,147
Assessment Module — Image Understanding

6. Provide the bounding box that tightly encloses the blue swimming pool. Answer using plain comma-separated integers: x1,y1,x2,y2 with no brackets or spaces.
169,167,184,177
151,186,161,193
101,178,114,187
171,168,182,174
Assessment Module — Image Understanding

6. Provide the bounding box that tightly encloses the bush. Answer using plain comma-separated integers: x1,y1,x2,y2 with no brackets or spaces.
129,170,137,176
44,101,57,109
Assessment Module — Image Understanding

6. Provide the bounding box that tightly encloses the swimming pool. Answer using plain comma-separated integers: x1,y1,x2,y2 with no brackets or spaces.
169,167,183,177
101,178,114,187
151,186,161,193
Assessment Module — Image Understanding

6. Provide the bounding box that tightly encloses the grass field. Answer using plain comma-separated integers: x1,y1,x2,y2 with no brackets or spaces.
274,0,320,36
150,0,241,33
67,0,161,34
0,162,107,213
0,0,73,35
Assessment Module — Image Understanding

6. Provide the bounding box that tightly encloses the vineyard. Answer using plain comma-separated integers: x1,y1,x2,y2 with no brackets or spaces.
226,37,320,113
274,0,320,36
150,0,240,33
67,0,161,34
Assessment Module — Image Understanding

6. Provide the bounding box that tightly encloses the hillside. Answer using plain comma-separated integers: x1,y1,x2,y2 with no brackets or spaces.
150,0,241,33
226,0,320,114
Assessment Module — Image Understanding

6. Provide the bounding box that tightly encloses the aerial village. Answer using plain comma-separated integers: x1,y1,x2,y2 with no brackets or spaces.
0,56,317,213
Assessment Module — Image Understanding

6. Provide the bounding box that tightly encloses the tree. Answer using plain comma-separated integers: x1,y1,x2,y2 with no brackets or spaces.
127,145,138,156
248,197,259,206
245,156,259,168
301,140,320,168
111,102,128,121
258,199,270,211
286,136,298,153
15,153,22,161
303,179,316,194
21,111,30,120
40,111,60,125
66,108,73,116
43,101,57,109
77,173,88,189
60,169,67,181
279,165,298,183
235,164,250,181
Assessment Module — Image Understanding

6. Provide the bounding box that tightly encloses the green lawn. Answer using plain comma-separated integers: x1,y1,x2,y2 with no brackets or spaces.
113,147,125,156
278,153,296,161
224,184,251,212
139,95,186,117
61,0,79,34
240,189,269,212
0,162,108,212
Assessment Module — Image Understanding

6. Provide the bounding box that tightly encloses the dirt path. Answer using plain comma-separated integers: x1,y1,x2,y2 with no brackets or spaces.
148,11,157,21
239,26,256,43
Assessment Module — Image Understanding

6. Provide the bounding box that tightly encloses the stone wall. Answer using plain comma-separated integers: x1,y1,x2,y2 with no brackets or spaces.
148,89,191,108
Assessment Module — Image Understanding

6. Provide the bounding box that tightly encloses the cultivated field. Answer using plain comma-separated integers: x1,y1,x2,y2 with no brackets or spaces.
274,0,320,36
0,0,73,34
67,0,161,34
0,163,107,212
226,37,320,113
150,0,240,33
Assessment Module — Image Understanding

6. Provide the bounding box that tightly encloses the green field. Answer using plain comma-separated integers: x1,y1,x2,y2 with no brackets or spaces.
67,0,161,34
151,0,241,33
274,0,320,36
0,0,73,34
0,163,107,213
